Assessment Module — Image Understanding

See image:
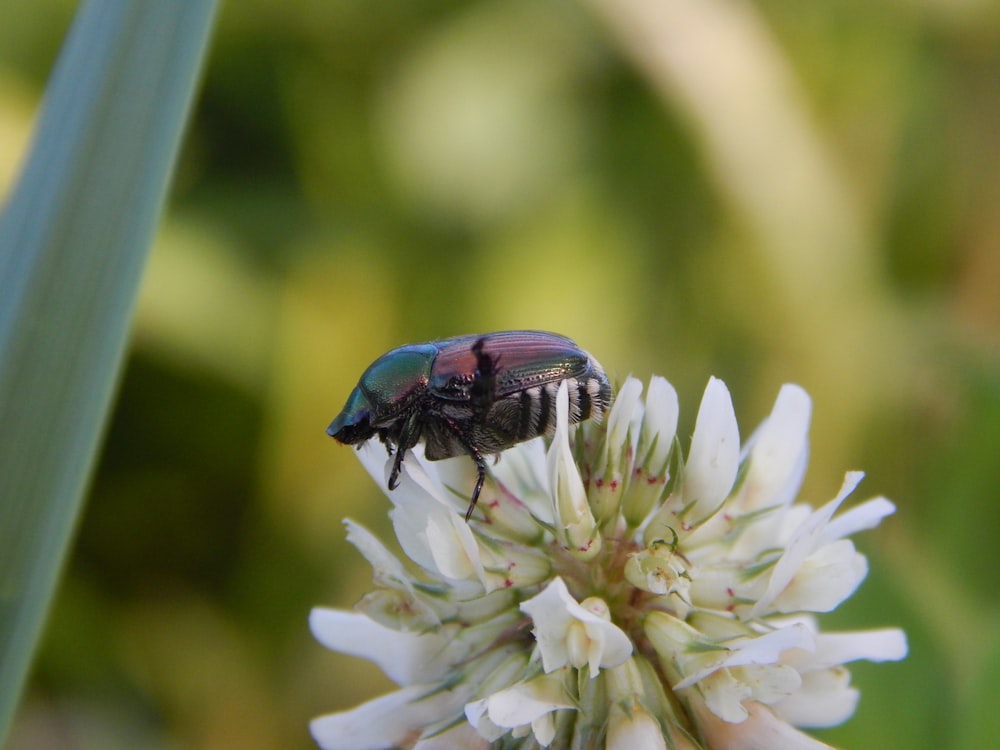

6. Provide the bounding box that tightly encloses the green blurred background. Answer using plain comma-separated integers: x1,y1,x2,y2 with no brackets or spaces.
2,0,999,748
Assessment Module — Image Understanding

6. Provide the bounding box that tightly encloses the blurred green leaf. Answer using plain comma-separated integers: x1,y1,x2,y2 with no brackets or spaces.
956,627,1000,750
0,0,216,742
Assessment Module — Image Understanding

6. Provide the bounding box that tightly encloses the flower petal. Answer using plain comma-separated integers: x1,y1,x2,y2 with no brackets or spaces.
424,510,487,583
309,608,466,684
461,650,534,741
547,382,600,558
642,375,680,475
590,376,644,522
673,622,814,689
694,700,836,750
788,628,909,671
622,376,679,525
773,669,859,728
489,437,554,524
356,439,396,492
770,539,868,613
749,471,864,618
739,663,803,705
737,384,811,511
821,496,896,542
463,699,505,743
483,674,575,730
602,377,645,470
413,723,490,750
683,377,740,522
343,520,421,594
520,577,632,676
382,459,492,591
607,704,668,750
310,683,464,750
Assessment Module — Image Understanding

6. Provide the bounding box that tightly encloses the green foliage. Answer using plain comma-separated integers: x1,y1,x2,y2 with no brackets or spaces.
0,0,216,744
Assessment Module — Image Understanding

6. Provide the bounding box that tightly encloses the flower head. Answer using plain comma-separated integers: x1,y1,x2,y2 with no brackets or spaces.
311,376,907,749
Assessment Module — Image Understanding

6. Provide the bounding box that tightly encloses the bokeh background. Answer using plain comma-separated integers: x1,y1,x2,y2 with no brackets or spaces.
3,0,999,748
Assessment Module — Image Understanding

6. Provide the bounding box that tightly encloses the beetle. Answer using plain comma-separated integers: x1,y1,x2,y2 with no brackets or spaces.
327,330,612,520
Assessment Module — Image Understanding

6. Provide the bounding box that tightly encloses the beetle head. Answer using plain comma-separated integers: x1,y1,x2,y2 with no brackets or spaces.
328,344,434,447
327,387,375,445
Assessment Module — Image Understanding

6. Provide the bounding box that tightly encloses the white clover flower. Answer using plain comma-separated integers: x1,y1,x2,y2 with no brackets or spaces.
311,376,907,749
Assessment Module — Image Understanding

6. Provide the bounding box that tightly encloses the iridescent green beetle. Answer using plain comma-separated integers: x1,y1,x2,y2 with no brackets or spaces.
328,330,612,520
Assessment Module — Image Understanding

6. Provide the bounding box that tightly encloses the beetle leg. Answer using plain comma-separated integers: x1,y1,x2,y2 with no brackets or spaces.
433,411,490,520
388,448,405,490
466,454,488,522
470,338,499,417
387,413,421,490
